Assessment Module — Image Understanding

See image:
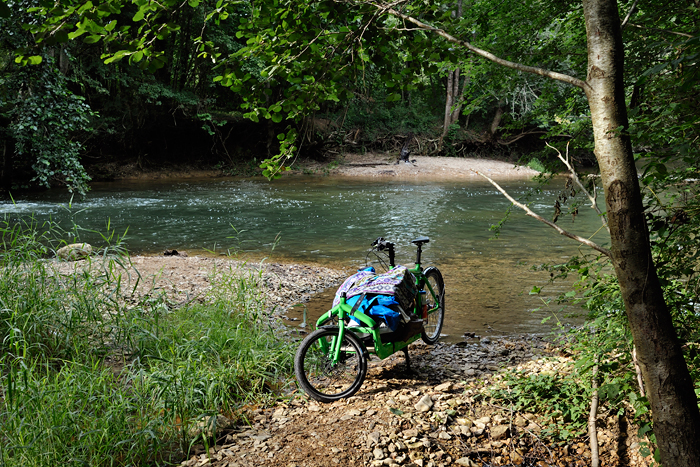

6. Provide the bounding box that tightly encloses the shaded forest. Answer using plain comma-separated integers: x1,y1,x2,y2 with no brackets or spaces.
2,0,663,193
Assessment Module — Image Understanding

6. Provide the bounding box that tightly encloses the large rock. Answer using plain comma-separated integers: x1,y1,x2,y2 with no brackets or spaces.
490,424,510,440
414,395,433,412
57,243,93,261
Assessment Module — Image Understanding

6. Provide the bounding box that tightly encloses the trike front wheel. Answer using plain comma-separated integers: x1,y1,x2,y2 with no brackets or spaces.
294,326,368,403
421,267,445,345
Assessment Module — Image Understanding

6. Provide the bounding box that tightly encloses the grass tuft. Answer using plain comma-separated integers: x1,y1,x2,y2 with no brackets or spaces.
0,217,295,466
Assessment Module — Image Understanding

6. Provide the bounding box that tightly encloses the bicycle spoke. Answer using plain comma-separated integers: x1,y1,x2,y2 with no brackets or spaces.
297,329,366,400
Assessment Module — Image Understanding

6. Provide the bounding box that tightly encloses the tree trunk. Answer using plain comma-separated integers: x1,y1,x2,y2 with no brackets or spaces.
489,102,505,139
582,1,700,464
450,68,466,125
442,1,465,138
442,70,455,137
0,124,12,194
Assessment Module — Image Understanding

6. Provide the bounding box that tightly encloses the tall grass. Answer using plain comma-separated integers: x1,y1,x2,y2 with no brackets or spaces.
0,216,295,466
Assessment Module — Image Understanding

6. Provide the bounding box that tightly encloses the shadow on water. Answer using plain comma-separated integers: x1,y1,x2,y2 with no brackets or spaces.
2,175,608,341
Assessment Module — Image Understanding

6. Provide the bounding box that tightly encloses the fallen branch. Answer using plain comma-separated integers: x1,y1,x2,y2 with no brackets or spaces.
473,170,612,258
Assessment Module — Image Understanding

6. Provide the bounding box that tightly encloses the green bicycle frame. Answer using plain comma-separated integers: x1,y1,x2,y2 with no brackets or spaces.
315,267,440,361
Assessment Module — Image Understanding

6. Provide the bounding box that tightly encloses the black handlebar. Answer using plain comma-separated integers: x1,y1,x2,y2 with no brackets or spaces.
372,236,430,267
372,237,396,267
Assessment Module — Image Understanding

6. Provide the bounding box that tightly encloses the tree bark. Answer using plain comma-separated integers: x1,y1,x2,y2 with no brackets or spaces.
582,0,700,465
442,70,455,137
442,1,466,137
487,102,505,141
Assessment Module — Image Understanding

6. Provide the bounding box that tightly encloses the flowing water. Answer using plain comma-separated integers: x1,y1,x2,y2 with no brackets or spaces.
1,176,609,340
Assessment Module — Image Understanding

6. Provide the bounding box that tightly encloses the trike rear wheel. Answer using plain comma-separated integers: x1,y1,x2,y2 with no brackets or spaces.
421,267,445,345
294,326,368,403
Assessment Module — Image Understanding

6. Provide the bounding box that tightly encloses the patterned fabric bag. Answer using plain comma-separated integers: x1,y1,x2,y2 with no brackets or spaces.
333,265,418,313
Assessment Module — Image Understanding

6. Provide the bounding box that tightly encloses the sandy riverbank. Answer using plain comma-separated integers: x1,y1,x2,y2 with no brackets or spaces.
105,153,540,182
289,153,540,181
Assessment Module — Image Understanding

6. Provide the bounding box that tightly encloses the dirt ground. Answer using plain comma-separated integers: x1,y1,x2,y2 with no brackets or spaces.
178,338,652,467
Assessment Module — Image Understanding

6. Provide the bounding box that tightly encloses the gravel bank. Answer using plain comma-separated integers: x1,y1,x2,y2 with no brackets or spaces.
179,337,651,467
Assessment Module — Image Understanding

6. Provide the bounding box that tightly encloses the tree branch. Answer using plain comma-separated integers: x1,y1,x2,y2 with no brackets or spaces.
620,0,639,30
546,142,609,233
370,3,590,91
627,23,695,38
473,170,612,257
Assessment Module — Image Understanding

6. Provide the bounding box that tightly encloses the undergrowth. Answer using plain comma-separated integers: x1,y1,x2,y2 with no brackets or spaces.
490,368,590,441
0,216,294,466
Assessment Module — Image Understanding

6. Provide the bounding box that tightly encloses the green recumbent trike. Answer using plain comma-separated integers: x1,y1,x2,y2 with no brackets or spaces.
294,236,446,402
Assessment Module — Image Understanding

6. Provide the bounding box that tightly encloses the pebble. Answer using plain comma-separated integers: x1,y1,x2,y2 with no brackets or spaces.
414,395,433,412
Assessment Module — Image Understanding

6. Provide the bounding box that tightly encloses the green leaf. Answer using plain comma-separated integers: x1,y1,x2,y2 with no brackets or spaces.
77,1,94,15
133,8,145,22
83,35,102,44
104,20,118,32
389,408,404,416
28,56,43,65
130,51,144,63
104,50,129,64
68,28,87,40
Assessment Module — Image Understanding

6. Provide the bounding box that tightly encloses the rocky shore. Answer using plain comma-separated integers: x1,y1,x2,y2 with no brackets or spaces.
51,253,349,318
179,337,650,467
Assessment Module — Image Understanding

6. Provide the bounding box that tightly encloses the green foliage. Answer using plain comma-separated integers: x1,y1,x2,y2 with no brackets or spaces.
339,91,442,146
1,56,94,194
527,158,546,173
0,217,295,465
490,368,590,440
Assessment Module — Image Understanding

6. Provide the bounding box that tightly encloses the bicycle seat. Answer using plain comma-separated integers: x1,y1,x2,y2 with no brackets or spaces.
411,236,430,246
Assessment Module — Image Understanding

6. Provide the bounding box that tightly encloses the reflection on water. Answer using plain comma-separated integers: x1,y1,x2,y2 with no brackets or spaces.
1,176,609,339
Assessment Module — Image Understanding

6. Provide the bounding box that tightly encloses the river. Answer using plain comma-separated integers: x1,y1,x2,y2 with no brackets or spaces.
1,175,609,340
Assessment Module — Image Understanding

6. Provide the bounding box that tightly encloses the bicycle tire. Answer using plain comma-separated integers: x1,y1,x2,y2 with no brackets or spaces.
294,326,368,403
421,267,445,345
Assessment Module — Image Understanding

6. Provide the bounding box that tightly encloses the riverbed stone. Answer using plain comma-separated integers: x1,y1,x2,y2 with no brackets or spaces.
490,425,510,440
373,448,385,460
57,243,92,260
455,457,478,467
414,395,433,412
434,382,453,392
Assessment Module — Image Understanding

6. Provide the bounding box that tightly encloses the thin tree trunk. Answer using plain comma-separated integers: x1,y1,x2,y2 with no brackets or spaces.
582,1,700,464
442,70,455,137
0,133,12,193
589,362,600,467
442,0,465,137
487,102,505,141
449,68,468,126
